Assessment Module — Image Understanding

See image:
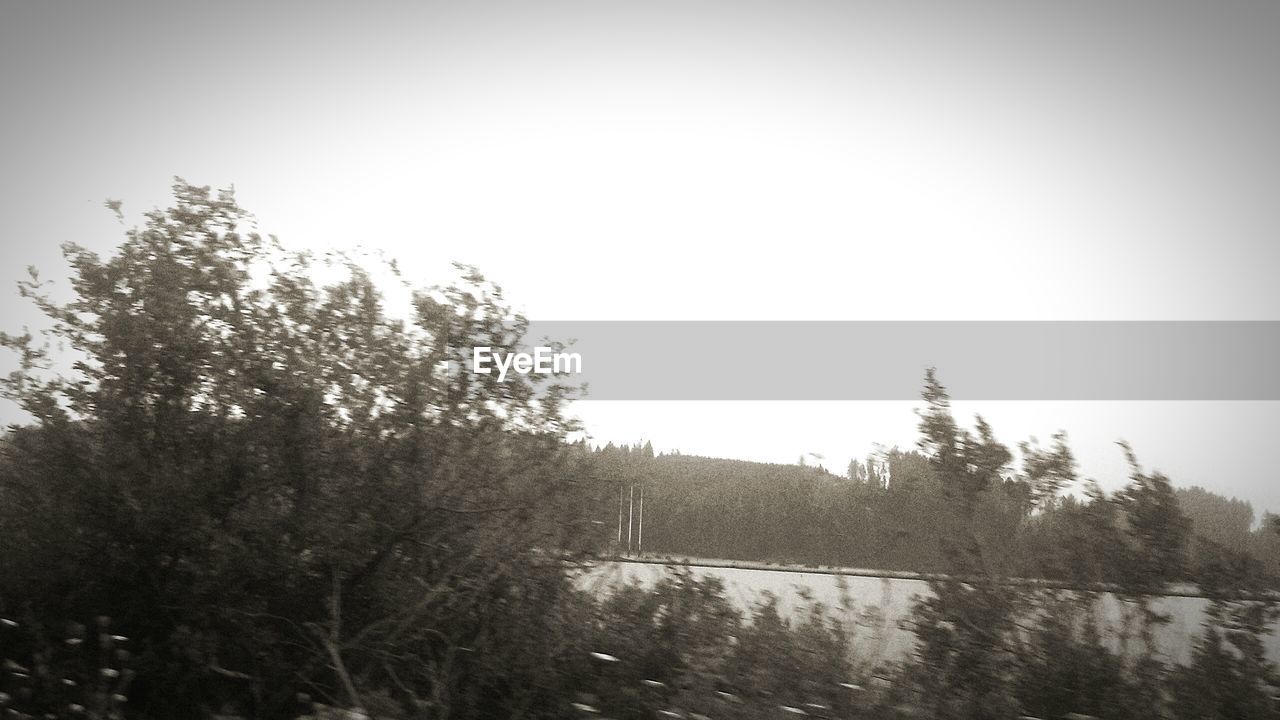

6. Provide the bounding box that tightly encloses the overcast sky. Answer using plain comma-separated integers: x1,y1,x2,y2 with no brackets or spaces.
2,1,1279,514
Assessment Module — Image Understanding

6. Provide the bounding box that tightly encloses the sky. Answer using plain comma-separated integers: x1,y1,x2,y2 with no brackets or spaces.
2,1,1279,513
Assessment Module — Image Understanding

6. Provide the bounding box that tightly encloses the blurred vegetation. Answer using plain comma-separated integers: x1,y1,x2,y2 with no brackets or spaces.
2,181,1279,719
0,180,594,718
594,435,1280,589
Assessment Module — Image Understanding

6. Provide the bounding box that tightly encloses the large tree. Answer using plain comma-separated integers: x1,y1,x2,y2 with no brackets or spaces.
0,180,588,719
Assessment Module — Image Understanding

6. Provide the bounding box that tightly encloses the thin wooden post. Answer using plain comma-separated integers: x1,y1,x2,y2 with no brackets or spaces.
627,484,635,556
637,483,644,555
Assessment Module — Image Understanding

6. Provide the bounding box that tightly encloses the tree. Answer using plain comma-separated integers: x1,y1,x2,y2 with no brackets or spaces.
1018,431,1076,510
1172,536,1280,720
1112,442,1193,592
0,180,589,719
1178,486,1255,551
847,458,866,484
906,370,1023,720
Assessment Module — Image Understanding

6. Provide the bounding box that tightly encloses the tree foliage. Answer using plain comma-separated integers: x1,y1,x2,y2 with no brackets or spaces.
0,180,590,719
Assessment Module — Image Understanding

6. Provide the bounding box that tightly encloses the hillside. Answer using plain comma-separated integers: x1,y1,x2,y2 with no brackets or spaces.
586,443,1280,584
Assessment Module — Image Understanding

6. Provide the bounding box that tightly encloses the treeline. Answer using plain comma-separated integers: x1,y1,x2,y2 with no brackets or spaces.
572,374,1280,719
2,181,1277,719
586,440,1280,588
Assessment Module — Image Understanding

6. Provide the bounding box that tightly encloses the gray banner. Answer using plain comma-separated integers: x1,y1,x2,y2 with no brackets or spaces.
479,321,1280,400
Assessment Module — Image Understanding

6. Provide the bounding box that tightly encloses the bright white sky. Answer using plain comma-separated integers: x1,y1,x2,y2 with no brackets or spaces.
2,1,1279,513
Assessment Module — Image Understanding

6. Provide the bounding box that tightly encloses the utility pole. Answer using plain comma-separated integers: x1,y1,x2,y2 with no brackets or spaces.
617,483,624,553
637,483,644,556
627,484,635,556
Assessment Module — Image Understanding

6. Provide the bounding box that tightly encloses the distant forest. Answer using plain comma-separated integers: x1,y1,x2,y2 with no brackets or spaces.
584,441,1280,587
